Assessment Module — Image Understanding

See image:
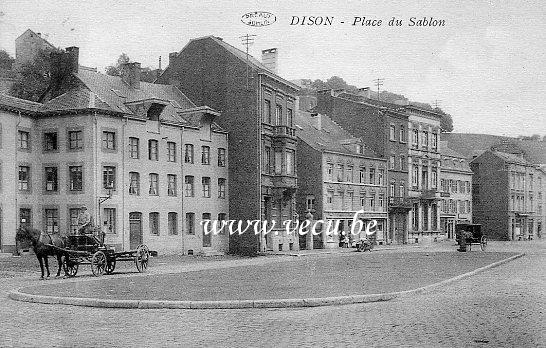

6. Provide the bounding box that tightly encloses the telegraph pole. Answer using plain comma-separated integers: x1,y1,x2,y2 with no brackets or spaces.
432,99,442,109
373,78,384,100
240,34,257,89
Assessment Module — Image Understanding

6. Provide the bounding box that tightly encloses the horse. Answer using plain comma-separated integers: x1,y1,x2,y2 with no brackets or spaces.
15,226,66,279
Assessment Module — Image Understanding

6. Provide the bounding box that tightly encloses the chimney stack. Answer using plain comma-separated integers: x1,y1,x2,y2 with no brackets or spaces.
261,48,278,74
65,46,79,74
121,62,141,89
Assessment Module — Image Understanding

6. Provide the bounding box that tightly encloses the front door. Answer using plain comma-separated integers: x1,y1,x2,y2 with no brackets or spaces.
202,213,211,247
129,212,142,250
395,213,407,243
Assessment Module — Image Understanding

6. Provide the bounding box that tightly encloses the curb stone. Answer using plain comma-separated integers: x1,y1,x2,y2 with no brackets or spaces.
8,253,524,310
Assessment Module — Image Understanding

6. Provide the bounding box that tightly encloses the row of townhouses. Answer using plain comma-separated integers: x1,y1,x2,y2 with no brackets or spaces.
0,30,544,255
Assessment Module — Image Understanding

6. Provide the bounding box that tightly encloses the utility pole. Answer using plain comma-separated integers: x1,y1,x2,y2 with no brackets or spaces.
240,34,257,89
373,78,384,100
432,99,442,109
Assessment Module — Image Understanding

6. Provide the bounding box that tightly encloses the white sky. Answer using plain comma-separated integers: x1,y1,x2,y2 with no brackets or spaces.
1,0,545,137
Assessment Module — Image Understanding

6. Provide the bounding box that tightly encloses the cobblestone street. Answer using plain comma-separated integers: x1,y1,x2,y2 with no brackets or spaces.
0,241,544,347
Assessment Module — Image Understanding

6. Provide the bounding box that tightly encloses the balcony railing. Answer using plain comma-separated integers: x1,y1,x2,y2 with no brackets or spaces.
421,189,439,199
388,196,413,208
274,125,296,138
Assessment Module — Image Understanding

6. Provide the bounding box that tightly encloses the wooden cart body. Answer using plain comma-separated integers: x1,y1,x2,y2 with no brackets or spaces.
455,223,487,251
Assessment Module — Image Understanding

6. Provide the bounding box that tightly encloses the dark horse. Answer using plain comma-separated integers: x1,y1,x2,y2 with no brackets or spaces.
15,226,66,279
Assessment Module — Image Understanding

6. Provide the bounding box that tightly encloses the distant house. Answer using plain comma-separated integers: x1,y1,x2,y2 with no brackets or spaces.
14,29,56,69
296,111,388,248
471,150,545,240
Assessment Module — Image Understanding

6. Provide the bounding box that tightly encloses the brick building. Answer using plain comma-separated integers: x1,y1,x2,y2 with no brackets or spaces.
471,150,545,240
439,142,473,239
315,90,413,243
157,36,300,254
0,48,229,255
296,111,388,248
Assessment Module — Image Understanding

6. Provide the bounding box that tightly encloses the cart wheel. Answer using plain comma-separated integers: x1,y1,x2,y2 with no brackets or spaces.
91,251,107,276
480,236,487,251
63,258,79,277
135,244,149,273
105,258,116,274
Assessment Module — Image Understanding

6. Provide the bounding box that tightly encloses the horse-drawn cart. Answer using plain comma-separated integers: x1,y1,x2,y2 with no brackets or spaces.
51,235,150,277
455,223,487,252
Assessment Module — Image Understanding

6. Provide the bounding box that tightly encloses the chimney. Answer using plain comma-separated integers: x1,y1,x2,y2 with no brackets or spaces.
358,87,371,99
121,62,141,89
310,112,321,130
261,48,278,74
65,46,79,74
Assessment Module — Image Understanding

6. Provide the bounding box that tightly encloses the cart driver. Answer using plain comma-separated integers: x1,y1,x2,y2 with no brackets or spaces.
77,206,92,235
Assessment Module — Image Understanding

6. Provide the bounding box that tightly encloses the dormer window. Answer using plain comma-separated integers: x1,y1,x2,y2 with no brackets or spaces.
147,103,165,121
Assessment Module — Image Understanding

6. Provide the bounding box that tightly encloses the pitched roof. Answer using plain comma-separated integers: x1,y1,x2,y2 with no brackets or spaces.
491,150,532,165
167,35,299,91
296,111,381,158
0,93,42,114
442,133,546,165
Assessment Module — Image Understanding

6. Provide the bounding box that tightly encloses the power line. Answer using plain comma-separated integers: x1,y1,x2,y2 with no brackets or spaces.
373,78,384,100
240,34,257,89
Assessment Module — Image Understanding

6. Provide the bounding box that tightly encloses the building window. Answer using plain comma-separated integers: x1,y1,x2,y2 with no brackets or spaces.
167,174,177,196
337,164,344,182
184,144,194,163
422,131,429,148
369,168,376,185
18,166,30,191
275,150,282,174
369,194,376,211
148,140,159,161
18,130,30,150
378,169,384,186
129,172,140,195
328,164,334,181
44,132,58,151
432,133,438,151
102,131,116,150
184,176,194,197
306,195,315,211
69,166,83,191
399,156,406,171
129,137,139,159
412,166,418,188
186,212,195,235
360,195,366,208
149,212,159,235
327,191,334,204
389,125,396,141
217,213,227,234
264,99,272,124
275,104,282,125
45,209,59,233
167,142,176,162
287,108,293,127
412,129,418,148
103,208,116,234
422,167,429,190
389,155,395,170
102,166,116,190
168,212,178,235
399,183,405,197
359,168,365,183
345,166,353,182
431,169,437,189
379,194,384,210
201,146,210,165
20,208,32,228
68,130,83,150
356,144,363,154
218,148,226,167
264,146,272,173
412,203,419,229
69,208,79,234
390,183,395,197
286,150,295,175
202,177,211,197
45,167,58,192
218,178,226,198
399,126,406,142
149,173,159,195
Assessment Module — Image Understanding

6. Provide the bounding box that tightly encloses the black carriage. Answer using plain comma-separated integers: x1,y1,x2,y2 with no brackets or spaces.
55,235,150,277
455,223,487,252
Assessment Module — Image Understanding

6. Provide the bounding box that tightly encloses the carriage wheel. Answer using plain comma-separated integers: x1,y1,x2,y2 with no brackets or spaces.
63,258,79,277
105,258,116,275
91,251,107,276
480,236,487,251
135,244,149,273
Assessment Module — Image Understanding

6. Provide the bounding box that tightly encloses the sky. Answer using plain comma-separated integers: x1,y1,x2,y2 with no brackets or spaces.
0,0,544,137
